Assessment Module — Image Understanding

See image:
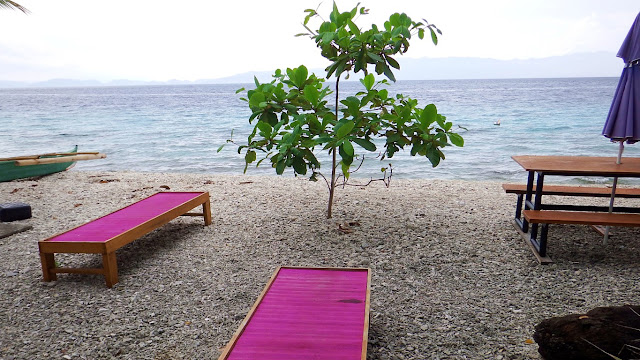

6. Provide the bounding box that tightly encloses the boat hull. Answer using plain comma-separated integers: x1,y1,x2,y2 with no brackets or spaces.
0,146,78,182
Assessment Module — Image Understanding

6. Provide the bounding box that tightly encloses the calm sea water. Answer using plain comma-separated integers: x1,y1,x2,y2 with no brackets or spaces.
1,77,635,184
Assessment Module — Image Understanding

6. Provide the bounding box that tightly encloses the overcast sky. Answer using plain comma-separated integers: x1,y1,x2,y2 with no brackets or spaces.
0,0,638,82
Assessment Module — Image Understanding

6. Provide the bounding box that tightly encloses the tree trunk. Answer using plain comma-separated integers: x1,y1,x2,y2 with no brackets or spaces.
326,77,341,218
327,148,337,218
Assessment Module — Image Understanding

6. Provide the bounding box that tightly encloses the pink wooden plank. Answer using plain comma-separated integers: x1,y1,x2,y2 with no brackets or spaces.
46,192,203,243
226,268,369,360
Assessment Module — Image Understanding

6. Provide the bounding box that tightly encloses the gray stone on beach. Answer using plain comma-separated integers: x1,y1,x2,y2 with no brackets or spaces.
0,222,32,239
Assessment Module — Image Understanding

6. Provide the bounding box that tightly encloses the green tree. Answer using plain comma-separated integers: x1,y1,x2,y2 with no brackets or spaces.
229,2,464,218
0,0,29,13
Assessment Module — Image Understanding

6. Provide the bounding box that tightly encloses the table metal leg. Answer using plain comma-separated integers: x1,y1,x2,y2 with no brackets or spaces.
528,172,548,257
538,224,549,257
514,194,523,223
518,171,536,232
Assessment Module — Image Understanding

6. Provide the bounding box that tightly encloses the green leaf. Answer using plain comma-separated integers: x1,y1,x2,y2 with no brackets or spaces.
249,92,266,109
303,9,316,25
426,147,441,167
325,61,340,79
420,104,437,125
389,13,400,27
257,122,272,136
342,161,351,179
304,85,319,107
353,138,377,151
303,149,320,167
386,55,400,70
335,120,355,139
216,144,225,153
293,156,307,175
418,28,424,40
341,96,360,115
244,150,257,173
382,63,396,82
330,1,340,23
367,51,384,63
448,133,464,147
275,159,286,175
245,150,256,164
360,73,375,91
430,28,438,45
335,58,348,77
322,31,334,44
401,26,411,39
341,140,354,156
291,65,308,89
235,87,245,94
347,19,360,36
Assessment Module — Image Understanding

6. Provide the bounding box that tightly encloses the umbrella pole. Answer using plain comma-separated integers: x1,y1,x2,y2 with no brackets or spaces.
604,141,624,243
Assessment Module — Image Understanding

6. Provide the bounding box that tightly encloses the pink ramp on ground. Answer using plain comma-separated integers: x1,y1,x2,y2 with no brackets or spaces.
47,192,204,242
221,267,371,360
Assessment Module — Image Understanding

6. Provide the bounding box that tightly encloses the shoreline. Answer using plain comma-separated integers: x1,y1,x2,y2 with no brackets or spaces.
1,170,639,359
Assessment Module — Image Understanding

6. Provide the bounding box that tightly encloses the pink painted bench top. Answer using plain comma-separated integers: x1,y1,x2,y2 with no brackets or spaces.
46,192,205,243
222,267,370,360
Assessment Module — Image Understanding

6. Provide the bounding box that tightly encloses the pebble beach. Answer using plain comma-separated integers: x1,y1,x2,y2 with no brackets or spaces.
1,171,639,360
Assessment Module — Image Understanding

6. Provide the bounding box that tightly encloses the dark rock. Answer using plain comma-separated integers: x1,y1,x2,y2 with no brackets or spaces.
0,202,31,222
533,305,640,360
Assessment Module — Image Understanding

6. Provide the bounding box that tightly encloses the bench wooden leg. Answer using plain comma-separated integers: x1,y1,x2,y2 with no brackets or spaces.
40,252,57,282
202,201,212,226
102,252,118,288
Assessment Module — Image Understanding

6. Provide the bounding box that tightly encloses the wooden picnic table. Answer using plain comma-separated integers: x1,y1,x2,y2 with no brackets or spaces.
510,155,640,262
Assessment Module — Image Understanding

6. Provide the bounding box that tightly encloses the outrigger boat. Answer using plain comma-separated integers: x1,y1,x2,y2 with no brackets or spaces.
0,146,106,182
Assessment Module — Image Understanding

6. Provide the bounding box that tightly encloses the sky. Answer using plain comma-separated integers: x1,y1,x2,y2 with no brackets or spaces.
0,0,638,82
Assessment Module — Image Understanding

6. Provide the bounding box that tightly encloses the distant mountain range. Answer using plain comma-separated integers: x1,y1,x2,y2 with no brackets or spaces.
0,52,624,88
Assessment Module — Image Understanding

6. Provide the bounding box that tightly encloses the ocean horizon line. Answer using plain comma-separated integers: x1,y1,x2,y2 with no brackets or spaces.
0,75,621,90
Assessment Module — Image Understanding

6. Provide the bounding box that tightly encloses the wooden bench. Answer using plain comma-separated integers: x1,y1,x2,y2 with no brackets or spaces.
504,183,640,229
524,210,640,226
502,183,640,198
521,210,640,263
39,192,211,287
218,267,371,360
505,184,640,263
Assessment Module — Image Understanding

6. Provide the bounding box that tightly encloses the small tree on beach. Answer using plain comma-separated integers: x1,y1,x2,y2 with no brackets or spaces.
228,2,464,218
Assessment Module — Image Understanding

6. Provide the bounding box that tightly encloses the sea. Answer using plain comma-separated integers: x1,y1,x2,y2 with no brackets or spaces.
1,77,636,185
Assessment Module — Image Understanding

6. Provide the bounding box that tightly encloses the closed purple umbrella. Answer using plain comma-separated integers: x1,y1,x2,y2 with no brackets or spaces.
602,11,640,241
603,12,640,154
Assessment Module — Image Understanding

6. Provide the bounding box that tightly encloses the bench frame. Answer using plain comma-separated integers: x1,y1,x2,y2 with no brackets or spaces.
39,192,211,287
218,266,371,360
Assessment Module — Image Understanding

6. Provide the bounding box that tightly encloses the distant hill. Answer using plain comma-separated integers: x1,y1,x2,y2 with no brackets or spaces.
395,52,623,80
0,52,624,88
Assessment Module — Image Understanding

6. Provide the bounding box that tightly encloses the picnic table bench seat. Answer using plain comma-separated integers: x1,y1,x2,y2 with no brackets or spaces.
39,191,211,287
218,267,371,360
502,183,640,198
523,210,640,226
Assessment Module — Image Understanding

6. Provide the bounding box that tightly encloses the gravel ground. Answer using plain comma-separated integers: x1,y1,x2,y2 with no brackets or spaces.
0,171,639,360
